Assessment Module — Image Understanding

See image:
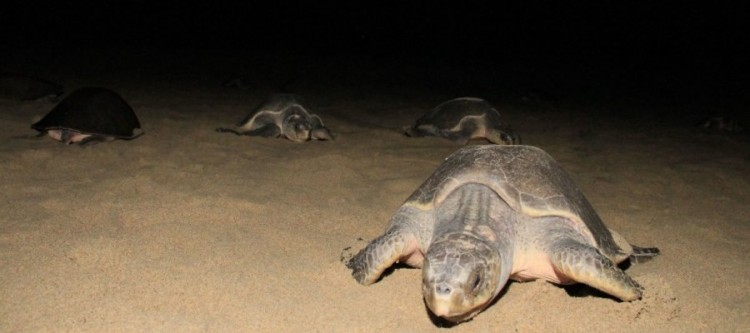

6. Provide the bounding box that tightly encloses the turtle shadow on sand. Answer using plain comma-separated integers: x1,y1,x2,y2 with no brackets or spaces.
0,72,64,102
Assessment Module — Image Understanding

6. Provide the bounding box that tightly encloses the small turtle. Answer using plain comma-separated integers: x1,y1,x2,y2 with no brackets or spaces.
404,97,520,145
31,87,143,145
347,145,659,323
0,72,64,101
216,94,333,142
699,116,743,133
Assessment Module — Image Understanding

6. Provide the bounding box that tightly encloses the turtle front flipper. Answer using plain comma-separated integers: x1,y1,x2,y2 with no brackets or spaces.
77,135,108,146
309,115,334,140
311,127,334,140
347,228,419,285
549,238,644,301
216,127,244,135
245,124,282,138
403,125,434,138
216,123,281,138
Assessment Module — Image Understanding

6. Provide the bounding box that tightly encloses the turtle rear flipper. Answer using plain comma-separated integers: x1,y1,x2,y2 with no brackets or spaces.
403,125,433,138
628,246,660,264
311,127,334,140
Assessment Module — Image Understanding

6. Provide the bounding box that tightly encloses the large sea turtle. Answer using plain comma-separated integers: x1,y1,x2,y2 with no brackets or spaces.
0,72,64,101
216,94,333,142
404,97,520,145
31,87,143,145
346,145,659,323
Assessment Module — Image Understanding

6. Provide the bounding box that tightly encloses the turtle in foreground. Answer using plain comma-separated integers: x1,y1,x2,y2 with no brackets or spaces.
0,72,64,101
404,97,520,145
216,94,333,142
346,145,659,323
31,87,143,145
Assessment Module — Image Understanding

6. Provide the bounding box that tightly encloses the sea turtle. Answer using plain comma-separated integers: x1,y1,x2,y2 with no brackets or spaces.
346,145,659,323
0,72,64,101
699,116,743,133
404,97,520,145
216,94,333,142
31,87,143,145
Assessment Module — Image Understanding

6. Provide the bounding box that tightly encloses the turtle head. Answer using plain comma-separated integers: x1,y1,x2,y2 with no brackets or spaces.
422,233,508,323
283,114,313,143
488,128,522,145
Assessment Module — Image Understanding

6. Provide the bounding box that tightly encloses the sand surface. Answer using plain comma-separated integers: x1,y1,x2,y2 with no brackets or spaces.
1,49,749,332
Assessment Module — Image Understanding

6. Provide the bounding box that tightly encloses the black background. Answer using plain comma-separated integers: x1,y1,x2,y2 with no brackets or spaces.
2,1,747,117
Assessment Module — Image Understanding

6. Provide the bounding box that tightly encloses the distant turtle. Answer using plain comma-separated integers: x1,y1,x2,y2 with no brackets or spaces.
31,87,143,145
216,94,333,142
347,145,659,323
404,97,520,145
0,72,64,101
699,116,743,133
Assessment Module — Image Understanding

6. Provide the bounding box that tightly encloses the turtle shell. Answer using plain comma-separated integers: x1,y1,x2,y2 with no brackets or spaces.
236,94,306,126
0,72,64,101
31,87,142,139
413,97,502,129
401,144,624,260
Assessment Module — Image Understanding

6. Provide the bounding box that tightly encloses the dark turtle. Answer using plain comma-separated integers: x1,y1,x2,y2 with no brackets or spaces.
31,87,143,145
404,97,520,145
216,93,333,143
0,72,64,101
347,145,659,323
699,116,743,133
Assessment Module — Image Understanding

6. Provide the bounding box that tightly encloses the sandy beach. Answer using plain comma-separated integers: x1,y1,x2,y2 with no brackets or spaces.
1,46,748,332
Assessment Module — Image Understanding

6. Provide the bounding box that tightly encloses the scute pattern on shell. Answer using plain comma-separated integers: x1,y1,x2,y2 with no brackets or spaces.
404,145,622,259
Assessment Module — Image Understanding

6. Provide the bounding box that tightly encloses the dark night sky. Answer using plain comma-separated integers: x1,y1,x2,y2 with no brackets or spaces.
4,2,743,59
2,2,747,111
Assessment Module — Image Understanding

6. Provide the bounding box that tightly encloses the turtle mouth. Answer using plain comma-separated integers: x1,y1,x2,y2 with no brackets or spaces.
426,296,485,323
441,311,481,323
287,132,311,142
423,282,490,323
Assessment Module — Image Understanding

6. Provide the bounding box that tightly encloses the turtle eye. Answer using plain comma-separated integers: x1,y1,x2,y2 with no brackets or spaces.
471,272,482,291
501,133,513,144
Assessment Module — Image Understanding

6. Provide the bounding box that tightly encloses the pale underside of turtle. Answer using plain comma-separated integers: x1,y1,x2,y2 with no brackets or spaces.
347,145,659,323
216,94,333,143
31,87,143,145
0,72,64,101
404,97,521,145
